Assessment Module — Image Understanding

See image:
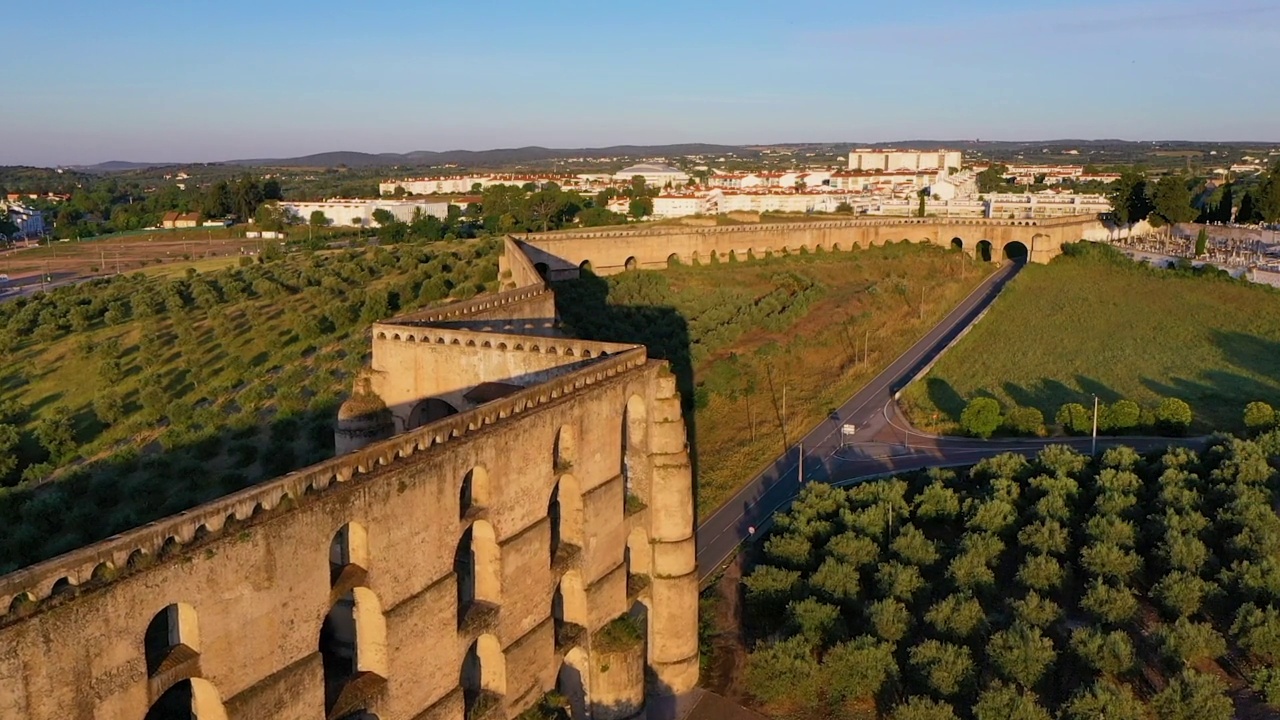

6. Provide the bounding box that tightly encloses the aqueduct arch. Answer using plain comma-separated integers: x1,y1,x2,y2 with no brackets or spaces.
459,466,490,520
622,396,647,506
143,678,229,720
1004,240,1029,262
462,634,506,716
408,398,459,430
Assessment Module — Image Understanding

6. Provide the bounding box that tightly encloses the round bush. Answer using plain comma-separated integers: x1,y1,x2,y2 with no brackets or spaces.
1004,406,1045,437
1244,402,1276,432
1102,400,1140,433
1155,398,1193,436
1055,403,1092,435
961,398,1003,439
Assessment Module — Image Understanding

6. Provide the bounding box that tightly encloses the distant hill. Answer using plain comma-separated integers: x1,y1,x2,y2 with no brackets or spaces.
224,144,754,168
79,161,183,172
48,139,1280,174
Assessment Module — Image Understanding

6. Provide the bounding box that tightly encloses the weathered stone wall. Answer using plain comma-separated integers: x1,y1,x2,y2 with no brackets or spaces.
365,326,637,430
518,215,1108,278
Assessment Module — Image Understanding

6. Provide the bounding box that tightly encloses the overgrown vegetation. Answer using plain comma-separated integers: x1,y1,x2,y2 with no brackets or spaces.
741,435,1280,719
593,614,645,653
902,243,1280,435
555,242,988,518
0,239,501,573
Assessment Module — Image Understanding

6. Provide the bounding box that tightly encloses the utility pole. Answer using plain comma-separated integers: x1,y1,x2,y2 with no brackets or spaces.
1091,395,1099,456
864,328,869,365
781,383,787,447
798,441,803,484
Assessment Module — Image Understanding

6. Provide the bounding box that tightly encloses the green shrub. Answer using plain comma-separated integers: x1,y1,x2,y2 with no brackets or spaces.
1244,402,1276,432
1101,400,1140,433
1055,403,1092,435
1155,398,1193,436
960,397,1003,439
1004,406,1045,436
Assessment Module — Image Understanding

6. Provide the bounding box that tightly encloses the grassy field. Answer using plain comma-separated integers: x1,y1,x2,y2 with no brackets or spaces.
555,243,989,518
0,240,500,572
901,244,1280,434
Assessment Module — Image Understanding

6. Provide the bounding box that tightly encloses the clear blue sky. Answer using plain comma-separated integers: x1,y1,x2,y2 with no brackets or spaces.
4,0,1277,166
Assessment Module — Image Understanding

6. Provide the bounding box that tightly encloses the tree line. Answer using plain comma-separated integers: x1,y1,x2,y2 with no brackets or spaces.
956,396,1197,439
1110,161,1280,227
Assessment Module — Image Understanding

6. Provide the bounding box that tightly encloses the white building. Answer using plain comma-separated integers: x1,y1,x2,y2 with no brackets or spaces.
849,149,962,172
2,203,45,238
380,173,610,196
831,169,939,195
652,194,708,218
279,199,453,227
612,163,690,188
380,177,482,196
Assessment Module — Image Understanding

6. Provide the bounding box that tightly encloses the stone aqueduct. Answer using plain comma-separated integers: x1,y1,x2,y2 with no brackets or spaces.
0,215,1115,720
0,238,697,720
510,214,1119,279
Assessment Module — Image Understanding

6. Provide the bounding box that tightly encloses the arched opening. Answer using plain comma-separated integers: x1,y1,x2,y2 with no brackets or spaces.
624,256,637,271
559,648,591,720
50,577,76,597
533,262,549,278
319,587,388,717
554,426,576,473
462,635,506,719
578,260,593,275
666,253,680,267
622,395,647,514
832,243,842,252
549,475,584,566
145,603,201,677
976,240,993,262
554,570,589,629
1004,240,1029,262
144,678,229,720
408,398,458,429
460,466,490,520
456,520,501,627
951,237,963,250
690,251,701,265
329,522,370,586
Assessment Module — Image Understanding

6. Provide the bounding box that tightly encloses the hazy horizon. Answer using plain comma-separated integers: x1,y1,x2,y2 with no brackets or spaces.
4,0,1278,167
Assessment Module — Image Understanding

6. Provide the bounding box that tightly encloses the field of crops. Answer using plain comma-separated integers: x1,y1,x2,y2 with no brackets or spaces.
0,240,500,572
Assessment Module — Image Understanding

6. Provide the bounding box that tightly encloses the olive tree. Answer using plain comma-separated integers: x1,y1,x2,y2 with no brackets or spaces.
960,397,1003,439
988,622,1056,688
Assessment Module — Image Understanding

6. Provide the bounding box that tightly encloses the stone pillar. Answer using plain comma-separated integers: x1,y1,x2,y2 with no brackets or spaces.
590,643,646,720
335,375,395,455
643,368,699,712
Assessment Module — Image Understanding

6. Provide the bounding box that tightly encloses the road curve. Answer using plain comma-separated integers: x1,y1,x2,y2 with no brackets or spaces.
693,260,1184,582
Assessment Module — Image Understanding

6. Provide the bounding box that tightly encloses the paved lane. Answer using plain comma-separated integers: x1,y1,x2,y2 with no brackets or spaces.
693,260,1189,581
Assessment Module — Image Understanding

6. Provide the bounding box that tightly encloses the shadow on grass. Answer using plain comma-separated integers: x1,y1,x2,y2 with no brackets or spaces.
0,397,342,573
924,378,965,418
551,270,698,512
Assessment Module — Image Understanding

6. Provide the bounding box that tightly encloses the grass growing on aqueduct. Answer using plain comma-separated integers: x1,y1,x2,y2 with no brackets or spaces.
900,243,1280,435
555,242,989,518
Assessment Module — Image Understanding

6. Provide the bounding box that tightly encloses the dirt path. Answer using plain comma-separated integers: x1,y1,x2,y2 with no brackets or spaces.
703,555,750,702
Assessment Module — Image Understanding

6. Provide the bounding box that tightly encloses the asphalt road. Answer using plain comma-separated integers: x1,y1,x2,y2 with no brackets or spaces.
693,260,1188,581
